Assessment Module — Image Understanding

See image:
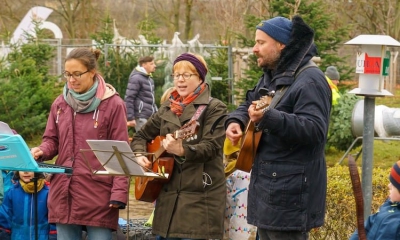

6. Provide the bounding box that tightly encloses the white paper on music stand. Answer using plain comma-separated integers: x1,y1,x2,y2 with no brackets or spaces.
0,121,14,135
85,140,167,178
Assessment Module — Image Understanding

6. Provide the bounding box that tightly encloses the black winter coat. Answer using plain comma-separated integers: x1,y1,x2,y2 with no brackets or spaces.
226,16,332,232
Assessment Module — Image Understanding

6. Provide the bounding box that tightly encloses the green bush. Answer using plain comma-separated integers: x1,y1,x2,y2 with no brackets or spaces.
327,93,362,151
310,164,389,239
0,30,61,140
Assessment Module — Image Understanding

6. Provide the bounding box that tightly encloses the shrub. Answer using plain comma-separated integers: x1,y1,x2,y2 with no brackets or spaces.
310,164,389,239
327,93,363,151
0,27,61,140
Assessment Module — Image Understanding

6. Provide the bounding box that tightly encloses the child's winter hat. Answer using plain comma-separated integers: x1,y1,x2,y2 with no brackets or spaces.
389,161,400,190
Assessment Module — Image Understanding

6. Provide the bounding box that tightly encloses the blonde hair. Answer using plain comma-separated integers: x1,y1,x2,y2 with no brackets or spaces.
161,87,175,103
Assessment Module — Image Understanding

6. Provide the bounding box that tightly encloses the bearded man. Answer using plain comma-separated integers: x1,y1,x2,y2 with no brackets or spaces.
225,16,332,240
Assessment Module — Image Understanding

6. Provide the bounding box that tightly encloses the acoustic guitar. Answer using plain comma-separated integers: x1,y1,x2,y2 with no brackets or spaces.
135,120,199,202
235,95,272,172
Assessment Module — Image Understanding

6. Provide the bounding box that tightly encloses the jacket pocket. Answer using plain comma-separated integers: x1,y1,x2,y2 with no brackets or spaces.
261,162,306,209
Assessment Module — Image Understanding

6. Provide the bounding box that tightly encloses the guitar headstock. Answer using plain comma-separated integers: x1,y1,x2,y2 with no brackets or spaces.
173,119,199,141
256,95,272,110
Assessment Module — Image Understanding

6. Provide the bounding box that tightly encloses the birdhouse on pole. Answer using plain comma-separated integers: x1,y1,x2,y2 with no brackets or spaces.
345,35,400,96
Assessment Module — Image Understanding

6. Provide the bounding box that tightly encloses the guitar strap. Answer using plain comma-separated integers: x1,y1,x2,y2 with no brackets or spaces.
269,60,318,109
190,97,213,122
175,97,213,165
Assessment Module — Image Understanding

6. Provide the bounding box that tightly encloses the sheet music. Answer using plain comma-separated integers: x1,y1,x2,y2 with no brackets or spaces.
0,132,65,173
85,140,166,178
0,121,14,135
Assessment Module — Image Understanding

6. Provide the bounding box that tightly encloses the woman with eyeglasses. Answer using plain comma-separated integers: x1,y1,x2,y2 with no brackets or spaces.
131,52,227,240
30,48,129,240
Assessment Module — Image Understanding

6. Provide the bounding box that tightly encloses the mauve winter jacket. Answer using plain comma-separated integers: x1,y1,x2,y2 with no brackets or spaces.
38,84,129,230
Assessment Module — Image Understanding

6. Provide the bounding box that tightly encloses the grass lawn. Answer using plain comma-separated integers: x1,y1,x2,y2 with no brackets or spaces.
326,140,400,169
329,85,400,169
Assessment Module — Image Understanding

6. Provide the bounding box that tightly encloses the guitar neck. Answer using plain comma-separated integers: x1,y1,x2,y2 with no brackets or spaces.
153,146,166,161
147,120,198,162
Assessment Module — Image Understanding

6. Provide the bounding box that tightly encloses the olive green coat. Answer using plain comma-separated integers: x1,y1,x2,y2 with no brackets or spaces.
131,86,227,239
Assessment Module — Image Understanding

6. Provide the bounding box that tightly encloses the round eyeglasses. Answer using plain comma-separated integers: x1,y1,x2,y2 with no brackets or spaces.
63,70,90,79
171,73,197,81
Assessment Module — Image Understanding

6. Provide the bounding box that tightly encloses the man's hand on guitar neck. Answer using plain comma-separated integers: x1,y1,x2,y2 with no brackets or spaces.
226,123,242,146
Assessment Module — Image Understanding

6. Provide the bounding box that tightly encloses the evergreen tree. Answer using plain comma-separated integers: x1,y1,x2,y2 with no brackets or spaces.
205,44,233,110
90,14,138,99
91,14,166,102
234,0,351,102
269,0,352,80
233,0,355,151
0,22,61,140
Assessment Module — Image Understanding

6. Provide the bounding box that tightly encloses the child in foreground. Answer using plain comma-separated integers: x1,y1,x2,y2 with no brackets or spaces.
350,161,400,239
0,171,56,240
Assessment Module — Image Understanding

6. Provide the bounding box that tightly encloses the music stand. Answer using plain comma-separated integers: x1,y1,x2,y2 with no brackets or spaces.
0,121,72,240
80,139,167,240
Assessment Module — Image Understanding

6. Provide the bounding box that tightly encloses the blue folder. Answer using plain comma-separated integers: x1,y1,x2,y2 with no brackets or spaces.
0,133,65,173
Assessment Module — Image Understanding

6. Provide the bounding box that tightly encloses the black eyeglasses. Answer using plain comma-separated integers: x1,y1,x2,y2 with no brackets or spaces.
63,70,90,79
171,73,197,81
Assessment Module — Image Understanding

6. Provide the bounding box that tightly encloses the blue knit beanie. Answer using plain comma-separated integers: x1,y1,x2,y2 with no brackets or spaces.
256,16,292,45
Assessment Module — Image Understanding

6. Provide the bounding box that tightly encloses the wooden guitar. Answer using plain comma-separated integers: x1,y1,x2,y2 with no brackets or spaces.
135,120,199,202
235,95,272,172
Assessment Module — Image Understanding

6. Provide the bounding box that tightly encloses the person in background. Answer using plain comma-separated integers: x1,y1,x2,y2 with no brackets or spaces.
350,160,400,239
0,171,57,240
131,52,227,240
125,56,158,132
225,16,332,240
325,66,341,105
30,48,129,240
